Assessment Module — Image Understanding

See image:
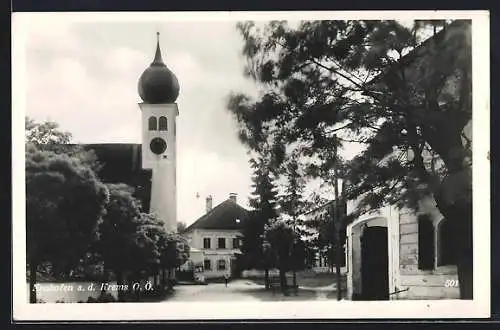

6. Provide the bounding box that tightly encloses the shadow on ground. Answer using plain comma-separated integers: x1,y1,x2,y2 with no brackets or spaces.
231,286,346,301
243,272,346,288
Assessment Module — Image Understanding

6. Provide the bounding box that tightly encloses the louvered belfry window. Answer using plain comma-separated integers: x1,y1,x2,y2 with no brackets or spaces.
159,116,168,131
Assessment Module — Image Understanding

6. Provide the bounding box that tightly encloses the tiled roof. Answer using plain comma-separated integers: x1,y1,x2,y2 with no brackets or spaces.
82,143,153,213
184,199,250,232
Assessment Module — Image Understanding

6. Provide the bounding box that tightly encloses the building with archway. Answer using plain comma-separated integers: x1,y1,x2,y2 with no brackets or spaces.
345,20,471,300
346,198,460,300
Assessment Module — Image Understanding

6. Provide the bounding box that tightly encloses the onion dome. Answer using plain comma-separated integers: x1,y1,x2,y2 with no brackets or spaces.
138,32,180,104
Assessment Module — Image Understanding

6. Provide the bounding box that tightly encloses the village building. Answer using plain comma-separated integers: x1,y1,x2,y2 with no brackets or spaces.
345,20,471,300
181,193,249,279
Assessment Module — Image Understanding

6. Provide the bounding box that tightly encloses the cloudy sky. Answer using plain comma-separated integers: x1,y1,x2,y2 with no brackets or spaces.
16,13,438,226
19,15,268,225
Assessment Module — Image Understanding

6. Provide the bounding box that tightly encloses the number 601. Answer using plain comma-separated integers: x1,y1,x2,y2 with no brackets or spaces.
444,279,459,287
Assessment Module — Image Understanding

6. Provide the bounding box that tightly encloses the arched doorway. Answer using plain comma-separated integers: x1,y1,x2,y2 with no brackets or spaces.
360,226,389,300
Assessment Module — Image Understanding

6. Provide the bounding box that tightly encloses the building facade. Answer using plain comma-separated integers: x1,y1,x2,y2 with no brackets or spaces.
346,198,461,300
345,20,471,300
182,193,249,279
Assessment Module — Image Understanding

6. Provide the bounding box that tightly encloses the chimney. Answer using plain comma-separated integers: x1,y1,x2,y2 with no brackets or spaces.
206,195,213,213
229,193,237,204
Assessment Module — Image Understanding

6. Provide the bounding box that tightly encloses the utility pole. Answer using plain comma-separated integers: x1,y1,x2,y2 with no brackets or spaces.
333,136,343,301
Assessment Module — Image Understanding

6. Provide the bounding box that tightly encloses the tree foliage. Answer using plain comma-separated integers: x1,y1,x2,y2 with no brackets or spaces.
279,155,308,225
227,19,473,298
96,184,188,281
177,221,187,233
95,183,143,276
25,116,101,172
240,154,280,270
25,117,190,302
264,219,306,290
26,145,109,276
229,20,471,215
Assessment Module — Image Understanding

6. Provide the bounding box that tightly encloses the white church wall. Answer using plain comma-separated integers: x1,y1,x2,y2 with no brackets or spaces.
139,102,178,233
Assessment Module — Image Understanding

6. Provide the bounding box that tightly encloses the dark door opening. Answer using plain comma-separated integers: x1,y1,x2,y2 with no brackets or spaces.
360,226,389,300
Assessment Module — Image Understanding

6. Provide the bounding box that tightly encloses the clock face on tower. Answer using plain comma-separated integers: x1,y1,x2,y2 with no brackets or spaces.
150,137,167,155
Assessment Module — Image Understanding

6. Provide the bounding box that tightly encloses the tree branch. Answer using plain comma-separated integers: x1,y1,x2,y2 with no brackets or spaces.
310,59,368,92
338,137,371,144
324,123,352,134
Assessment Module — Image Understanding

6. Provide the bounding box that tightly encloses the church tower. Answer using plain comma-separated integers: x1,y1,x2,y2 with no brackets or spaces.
137,33,179,233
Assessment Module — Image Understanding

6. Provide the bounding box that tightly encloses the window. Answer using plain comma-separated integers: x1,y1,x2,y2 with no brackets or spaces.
159,116,168,131
438,218,456,266
217,259,226,271
203,238,211,249
232,237,240,249
204,259,211,271
218,238,226,249
148,116,157,130
418,214,435,270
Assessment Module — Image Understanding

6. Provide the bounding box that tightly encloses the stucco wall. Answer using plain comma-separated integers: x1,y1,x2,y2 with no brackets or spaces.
183,229,242,278
393,199,460,299
347,198,460,300
186,229,242,250
202,252,234,278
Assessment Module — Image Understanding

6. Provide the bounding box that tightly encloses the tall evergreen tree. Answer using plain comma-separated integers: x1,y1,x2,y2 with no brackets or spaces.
264,219,296,293
240,154,279,287
279,155,308,228
278,154,308,288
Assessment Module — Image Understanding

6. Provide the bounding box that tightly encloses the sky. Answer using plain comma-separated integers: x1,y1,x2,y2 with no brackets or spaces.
17,13,426,226
22,17,266,225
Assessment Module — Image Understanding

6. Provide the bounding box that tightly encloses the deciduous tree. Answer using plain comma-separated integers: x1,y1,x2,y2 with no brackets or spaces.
26,145,108,303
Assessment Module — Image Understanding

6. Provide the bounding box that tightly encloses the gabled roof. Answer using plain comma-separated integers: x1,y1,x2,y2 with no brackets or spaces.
367,20,470,86
184,199,250,232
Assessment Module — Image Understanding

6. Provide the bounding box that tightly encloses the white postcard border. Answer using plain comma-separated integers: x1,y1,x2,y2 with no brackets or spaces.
12,10,491,320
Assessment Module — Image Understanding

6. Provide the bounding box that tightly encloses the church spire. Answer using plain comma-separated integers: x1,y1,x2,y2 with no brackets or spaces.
152,32,165,66
138,31,180,104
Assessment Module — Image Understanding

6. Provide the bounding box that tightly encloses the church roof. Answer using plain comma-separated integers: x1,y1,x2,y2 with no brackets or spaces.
82,143,152,213
184,199,250,232
71,143,250,230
